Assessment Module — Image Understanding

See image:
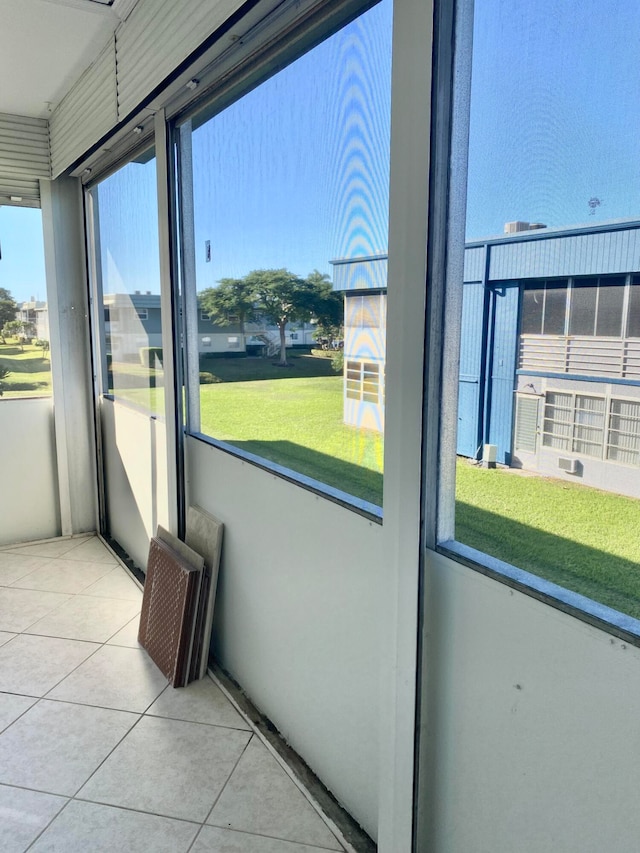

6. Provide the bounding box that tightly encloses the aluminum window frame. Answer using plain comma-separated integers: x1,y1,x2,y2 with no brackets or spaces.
425,0,640,670
172,0,392,523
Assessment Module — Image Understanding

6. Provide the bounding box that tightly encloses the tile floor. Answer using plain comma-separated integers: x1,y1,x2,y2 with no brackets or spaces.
0,535,347,853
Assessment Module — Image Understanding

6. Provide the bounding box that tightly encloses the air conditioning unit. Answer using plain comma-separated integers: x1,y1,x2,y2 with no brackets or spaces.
558,457,579,474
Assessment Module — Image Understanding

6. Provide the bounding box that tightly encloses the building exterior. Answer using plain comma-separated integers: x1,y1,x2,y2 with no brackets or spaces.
16,298,47,339
34,291,316,362
334,219,640,498
331,254,387,432
460,218,640,498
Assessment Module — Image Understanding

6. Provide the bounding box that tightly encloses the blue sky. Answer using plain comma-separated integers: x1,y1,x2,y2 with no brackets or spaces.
2,0,639,303
466,0,640,237
0,206,47,304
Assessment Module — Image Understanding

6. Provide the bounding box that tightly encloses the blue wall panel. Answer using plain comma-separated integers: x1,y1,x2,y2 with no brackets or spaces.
457,281,485,458
331,255,388,292
487,284,519,464
487,227,640,281
464,246,485,283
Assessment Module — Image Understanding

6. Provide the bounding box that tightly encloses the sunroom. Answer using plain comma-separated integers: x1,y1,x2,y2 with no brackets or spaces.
1,0,640,851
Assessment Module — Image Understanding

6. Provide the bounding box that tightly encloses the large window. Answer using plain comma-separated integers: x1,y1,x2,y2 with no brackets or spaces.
569,276,626,337
608,399,640,465
440,0,640,627
90,151,163,415
178,0,392,512
0,207,50,398
522,279,568,335
522,276,628,338
542,392,606,457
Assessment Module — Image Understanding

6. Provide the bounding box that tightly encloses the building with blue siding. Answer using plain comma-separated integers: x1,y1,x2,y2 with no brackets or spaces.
334,218,640,499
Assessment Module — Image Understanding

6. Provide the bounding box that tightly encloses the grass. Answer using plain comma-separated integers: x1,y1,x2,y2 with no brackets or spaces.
456,460,640,619
198,355,383,504
0,342,52,397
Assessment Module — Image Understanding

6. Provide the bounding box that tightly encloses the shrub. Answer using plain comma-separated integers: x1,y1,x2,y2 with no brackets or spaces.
330,350,344,373
0,363,8,396
199,371,221,384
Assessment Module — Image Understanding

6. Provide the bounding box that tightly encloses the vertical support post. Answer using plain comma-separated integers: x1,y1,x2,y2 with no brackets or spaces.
84,187,108,534
155,109,183,537
177,119,201,435
377,0,434,849
40,176,98,536
415,0,474,849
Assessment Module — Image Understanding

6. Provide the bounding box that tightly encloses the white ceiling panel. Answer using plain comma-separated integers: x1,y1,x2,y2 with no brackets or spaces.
0,0,131,118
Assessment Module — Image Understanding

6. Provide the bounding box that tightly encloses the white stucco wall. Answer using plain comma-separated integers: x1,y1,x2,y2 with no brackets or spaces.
422,550,640,853
0,398,60,545
186,436,385,838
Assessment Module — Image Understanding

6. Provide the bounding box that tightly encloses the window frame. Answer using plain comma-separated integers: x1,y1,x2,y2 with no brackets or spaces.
607,397,640,465
541,391,607,458
427,0,640,654
173,0,391,523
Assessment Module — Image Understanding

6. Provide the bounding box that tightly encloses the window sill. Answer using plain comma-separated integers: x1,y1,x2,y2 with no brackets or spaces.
189,431,383,523
437,539,640,647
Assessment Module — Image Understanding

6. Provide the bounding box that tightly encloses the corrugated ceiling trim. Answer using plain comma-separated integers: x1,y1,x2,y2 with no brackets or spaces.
50,38,117,178
0,113,50,202
116,0,242,119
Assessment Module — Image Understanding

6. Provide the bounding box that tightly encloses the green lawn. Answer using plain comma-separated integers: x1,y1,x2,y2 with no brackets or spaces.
0,342,52,397
198,355,383,504
455,461,640,618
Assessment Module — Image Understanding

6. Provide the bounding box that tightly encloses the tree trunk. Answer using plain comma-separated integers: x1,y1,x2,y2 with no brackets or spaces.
278,322,288,365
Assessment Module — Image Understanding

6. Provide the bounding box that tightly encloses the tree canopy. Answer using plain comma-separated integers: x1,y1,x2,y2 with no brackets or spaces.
198,268,343,366
199,278,257,333
0,288,17,340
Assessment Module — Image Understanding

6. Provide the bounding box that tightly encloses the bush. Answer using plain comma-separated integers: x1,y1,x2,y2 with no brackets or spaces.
199,371,221,384
330,350,344,373
0,363,8,397
139,347,163,368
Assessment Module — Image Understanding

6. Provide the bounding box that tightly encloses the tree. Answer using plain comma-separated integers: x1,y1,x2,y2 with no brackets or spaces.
306,270,343,349
199,278,257,347
3,319,33,351
246,269,320,366
0,288,17,344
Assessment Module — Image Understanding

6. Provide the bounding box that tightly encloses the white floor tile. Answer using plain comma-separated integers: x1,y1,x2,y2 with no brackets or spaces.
0,699,138,796
3,538,91,559
10,560,115,594
62,538,119,564
48,645,168,712
146,677,251,730
29,800,198,853
78,715,251,822
26,595,140,643
0,634,99,697
82,567,142,601
0,536,347,852
208,738,342,850
106,616,142,648
192,826,338,853
0,784,67,853
0,588,71,633
0,553,51,586
0,692,37,732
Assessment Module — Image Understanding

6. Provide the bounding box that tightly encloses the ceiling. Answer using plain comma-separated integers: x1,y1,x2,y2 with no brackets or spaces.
0,0,138,119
